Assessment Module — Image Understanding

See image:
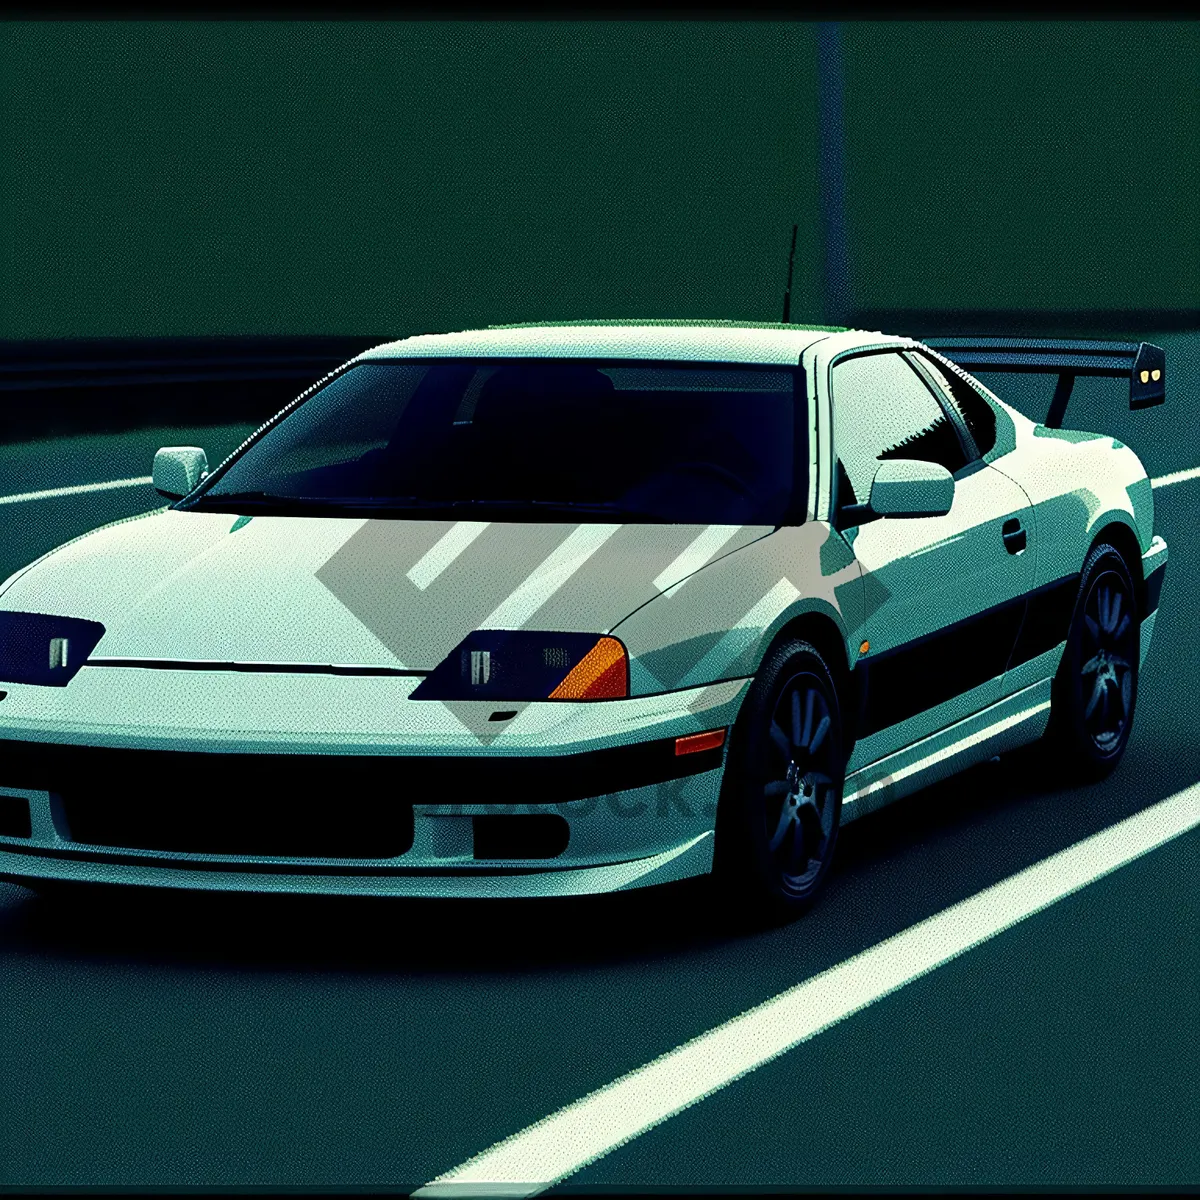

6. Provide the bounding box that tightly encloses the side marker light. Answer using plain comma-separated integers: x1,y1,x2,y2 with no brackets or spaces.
860,640,870,654
675,728,726,756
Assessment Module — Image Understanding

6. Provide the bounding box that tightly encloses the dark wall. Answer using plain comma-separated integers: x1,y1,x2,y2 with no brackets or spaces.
845,21,1200,326
0,21,821,339
0,336,381,440
0,20,1196,342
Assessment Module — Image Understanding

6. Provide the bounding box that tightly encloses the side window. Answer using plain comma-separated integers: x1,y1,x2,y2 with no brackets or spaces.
831,351,967,508
913,352,998,456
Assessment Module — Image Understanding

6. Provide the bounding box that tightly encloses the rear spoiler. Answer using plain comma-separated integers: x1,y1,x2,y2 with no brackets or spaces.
920,337,1166,429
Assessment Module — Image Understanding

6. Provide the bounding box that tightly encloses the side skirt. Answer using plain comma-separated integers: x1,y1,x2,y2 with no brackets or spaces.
842,679,1052,823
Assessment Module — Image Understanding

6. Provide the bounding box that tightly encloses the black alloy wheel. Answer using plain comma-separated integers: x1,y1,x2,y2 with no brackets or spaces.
1078,563,1137,753
763,673,839,894
1046,542,1140,780
714,639,845,922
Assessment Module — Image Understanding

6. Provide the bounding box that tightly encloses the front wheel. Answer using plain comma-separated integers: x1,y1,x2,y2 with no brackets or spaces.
1043,542,1140,781
713,639,845,923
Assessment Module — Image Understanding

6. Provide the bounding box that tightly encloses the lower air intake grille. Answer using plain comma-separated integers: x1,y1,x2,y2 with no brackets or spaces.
33,748,415,859
0,733,725,859
61,787,413,859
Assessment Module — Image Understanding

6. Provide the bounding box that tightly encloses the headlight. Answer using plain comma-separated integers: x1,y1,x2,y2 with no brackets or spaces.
0,611,106,686
410,631,629,701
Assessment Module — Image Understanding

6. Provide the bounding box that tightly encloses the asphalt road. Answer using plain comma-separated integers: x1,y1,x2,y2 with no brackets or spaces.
0,342,1197,1191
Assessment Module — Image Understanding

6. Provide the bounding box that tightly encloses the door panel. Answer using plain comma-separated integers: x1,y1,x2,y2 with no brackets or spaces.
846,464,1035,768
819,346,1036,774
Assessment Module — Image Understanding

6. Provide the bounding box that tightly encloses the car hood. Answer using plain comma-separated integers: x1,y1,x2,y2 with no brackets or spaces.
0,509,771,670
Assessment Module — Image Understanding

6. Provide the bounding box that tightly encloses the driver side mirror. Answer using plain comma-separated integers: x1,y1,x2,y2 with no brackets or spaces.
152,446,209,499
869,459,954,518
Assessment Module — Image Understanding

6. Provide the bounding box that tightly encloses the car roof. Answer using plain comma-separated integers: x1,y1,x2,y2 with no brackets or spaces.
355,320,886,366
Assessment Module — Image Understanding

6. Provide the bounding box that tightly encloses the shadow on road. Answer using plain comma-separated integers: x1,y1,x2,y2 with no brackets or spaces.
0,867,741,977
0,715,1189,981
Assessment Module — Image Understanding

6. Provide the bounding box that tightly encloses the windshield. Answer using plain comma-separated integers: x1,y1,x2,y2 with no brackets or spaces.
185,359,803,524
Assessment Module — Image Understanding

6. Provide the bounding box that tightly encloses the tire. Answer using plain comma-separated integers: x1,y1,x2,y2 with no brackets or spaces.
713,639,845,924
1042,542,1140,782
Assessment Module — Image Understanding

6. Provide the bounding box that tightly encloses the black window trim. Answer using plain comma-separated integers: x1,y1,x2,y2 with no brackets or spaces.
903,349,982,470
913,345,1005,462
176,357,361,505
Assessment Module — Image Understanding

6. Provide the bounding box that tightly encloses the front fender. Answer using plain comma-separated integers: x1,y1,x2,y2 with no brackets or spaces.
610,523,863,696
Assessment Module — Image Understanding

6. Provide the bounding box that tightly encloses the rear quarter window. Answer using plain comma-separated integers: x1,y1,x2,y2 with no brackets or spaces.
916,352,998,456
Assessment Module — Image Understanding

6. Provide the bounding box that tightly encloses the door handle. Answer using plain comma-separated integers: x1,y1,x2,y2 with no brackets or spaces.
1002,518,1027,555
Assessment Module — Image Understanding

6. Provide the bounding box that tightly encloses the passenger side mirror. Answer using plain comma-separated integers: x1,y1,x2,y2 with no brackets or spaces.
152,446,209,499
869,459,954,518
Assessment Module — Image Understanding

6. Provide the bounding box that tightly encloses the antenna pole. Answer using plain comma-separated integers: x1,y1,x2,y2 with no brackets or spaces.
817,21,850,325
782,223,798,323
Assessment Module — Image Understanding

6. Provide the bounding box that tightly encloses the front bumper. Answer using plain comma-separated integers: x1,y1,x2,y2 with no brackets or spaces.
0,675,749,897
0,831,720,899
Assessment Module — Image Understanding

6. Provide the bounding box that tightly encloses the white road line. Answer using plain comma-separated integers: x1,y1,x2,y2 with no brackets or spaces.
1150,465,1200,490
415,781,1200,1199
407,522,490,591
0,475,153,505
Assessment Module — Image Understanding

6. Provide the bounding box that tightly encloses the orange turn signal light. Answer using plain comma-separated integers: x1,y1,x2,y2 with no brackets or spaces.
548,636,628,699
675,728,727,757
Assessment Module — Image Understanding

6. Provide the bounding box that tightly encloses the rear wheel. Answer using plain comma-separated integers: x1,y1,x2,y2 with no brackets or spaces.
714,639,844,923
1043,542,1140,781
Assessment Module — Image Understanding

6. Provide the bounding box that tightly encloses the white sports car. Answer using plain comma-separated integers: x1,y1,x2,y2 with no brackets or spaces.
0,322,1169,918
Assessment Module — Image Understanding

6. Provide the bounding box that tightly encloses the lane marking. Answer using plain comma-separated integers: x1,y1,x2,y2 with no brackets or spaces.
407,521,490,591
0,475,153,505
653,525,743,595
415,781,1200,1199
1150,465,1200,490
477,524,622,631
